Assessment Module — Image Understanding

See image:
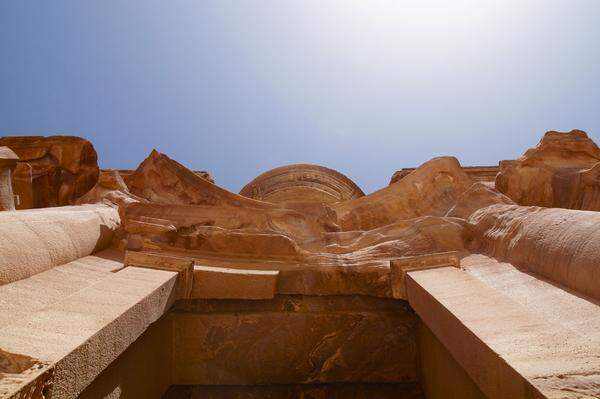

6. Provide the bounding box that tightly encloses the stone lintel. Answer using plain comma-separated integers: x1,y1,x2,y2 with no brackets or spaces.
191,265,279,299
390,251,460,299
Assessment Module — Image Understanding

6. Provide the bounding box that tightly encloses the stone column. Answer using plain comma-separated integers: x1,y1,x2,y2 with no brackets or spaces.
0,147,19,211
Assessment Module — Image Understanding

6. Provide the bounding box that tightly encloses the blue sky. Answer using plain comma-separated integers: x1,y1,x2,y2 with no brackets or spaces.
1,1,599,193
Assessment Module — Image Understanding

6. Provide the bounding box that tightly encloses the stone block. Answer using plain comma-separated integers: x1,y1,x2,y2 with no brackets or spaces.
406,265,600,398
191,265,278,299
0,266,177,399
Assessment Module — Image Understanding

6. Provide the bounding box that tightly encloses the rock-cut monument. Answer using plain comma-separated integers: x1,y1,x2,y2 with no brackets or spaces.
1,130,600,398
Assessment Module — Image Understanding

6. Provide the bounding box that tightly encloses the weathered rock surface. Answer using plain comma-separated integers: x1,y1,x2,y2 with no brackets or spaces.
391,165,499,186
0,136,100,208
445,182,514,219
109,168,215,187
122,152,343,249
113,151,514,297
76,169,145,207
333,157,476,231
0,138,515,295
172,296,418,385
123,213,469,297
550,161,600,211
239,163,365,204
194,170,214,184
468,203,600,301
496,129,600,209
3,130,600,399
128,150,256,207
122,202,328,258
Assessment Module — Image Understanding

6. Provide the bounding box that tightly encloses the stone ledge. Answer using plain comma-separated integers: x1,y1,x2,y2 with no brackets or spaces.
0,266,177,399
406,265,600,398
120,248,394,297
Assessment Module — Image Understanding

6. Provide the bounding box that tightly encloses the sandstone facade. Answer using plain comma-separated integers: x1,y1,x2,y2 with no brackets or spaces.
1,131,600,399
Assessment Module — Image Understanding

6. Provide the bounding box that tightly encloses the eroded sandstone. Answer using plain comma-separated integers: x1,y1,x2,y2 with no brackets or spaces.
1,130,600,398
0,136,99,209
468,203,600,301
496,129,600,209
72,147,528,301
76,169,145,208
